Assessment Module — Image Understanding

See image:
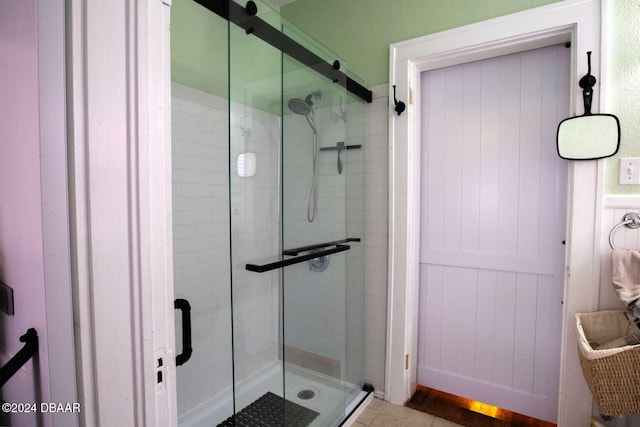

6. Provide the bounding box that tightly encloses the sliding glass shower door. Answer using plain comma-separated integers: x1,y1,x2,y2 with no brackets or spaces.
172,0,366,425
228,1,366,424
280,33,351,426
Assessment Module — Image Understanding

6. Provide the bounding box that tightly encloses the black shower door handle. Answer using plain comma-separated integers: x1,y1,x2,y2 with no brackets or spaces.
174,298,192,366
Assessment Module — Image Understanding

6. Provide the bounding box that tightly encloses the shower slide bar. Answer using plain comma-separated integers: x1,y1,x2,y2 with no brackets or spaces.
246,238,360,273
192,0,373,103
0,328,38,387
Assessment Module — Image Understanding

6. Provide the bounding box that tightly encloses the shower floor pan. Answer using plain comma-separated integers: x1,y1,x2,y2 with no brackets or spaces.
179,362,368,427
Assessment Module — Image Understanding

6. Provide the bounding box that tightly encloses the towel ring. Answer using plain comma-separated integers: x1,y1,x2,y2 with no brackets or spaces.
609,212,640,249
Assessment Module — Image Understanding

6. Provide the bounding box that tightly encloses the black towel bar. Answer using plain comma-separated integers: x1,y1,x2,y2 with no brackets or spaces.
282,238,361,256
246,238,361,273
246,245,349,273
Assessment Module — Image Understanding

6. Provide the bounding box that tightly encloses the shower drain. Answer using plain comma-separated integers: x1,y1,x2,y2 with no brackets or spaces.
297,389,315,400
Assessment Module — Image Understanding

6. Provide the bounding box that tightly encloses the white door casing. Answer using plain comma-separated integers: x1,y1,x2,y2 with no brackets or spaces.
418,45,569,423
388,1,605,425
67,0,176,425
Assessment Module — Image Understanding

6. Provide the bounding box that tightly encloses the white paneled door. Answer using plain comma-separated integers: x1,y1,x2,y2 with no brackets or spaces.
418,44,569,423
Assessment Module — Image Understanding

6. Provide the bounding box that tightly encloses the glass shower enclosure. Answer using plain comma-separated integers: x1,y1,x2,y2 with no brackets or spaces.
171,0,369,425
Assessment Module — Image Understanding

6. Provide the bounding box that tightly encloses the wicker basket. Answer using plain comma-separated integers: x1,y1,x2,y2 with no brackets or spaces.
576,310,640,416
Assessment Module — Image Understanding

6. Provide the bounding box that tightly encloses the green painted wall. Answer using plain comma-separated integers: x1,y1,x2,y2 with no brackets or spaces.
604,0,640,194
171,0,561,97
171,0,228,97
172,0,640,194
281,0,562,86
171,0,284,111
282,0,640,195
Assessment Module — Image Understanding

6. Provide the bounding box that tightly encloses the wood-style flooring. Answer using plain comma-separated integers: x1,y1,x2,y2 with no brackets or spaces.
406,386,556,427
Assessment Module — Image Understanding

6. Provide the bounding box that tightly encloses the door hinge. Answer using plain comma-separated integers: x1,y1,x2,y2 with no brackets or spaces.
405,354,409,370
409,88,414,105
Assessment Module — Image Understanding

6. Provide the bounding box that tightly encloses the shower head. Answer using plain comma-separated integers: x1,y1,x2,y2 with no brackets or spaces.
287,90,322,223
288,98,316,133
288,90,322,134
288,98,313,116
287,90,322,115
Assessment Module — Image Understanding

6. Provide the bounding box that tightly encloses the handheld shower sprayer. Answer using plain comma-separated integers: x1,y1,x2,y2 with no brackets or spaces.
287,89,322,222
288,90,322,133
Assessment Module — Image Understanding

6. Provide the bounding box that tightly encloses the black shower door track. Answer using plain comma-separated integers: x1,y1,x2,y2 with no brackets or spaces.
192,0,373,103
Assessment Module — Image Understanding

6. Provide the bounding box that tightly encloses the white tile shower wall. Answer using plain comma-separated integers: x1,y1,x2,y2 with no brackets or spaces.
281,86,389,396
280,89,375,394
598,196,640,427
172,83,280,419
229,101,281,383
172,83,232,419
282,98,349,367
171,81,389,415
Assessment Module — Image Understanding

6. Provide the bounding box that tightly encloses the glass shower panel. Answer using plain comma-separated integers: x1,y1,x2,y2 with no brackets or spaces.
170,1,234,425
281,21,351,426
228,0,366,423
343,90,367,407
228,0,284,419
171,0,368,424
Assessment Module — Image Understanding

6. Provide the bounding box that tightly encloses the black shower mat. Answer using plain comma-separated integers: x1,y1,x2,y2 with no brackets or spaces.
217,391,319,427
